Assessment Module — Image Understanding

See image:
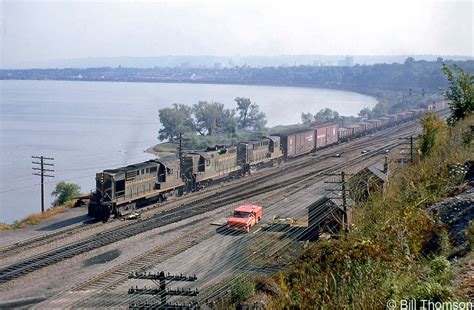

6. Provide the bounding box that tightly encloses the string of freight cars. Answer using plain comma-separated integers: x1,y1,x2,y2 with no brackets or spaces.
0,114,432,272
88,104,447,222
1,109,437,262
0,119,415,265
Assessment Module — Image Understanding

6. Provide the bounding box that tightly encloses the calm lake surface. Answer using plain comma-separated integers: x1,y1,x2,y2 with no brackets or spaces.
0,80,377,223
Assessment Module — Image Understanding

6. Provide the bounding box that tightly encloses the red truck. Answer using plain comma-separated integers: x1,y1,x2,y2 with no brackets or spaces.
226,204,263,232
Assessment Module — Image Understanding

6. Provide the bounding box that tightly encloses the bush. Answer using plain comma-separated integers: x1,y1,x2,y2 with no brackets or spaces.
51,181,81,206
430,256,450,275
231,277,255,305
418,112,447,157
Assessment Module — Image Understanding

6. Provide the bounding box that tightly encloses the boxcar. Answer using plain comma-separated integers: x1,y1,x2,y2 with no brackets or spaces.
396,112,409,122
405,111,415,120
387,115,398,125
312,123,339,149
278,129,315,158
366,119,381,129
357,122,369,133
378,117,390,127
346,124,363,136
338,127,352,141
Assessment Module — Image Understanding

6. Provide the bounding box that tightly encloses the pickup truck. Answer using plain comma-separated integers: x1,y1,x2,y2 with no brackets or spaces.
226,204,263,232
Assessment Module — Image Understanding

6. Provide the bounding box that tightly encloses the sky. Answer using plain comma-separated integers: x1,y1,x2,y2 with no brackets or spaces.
1,0,473,68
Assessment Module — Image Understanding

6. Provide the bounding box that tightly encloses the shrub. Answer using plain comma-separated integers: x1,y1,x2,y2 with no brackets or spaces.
231,277,255,305
51,181,81,206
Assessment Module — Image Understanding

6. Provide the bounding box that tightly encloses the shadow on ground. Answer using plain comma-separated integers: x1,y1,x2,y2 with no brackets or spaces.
37,214,95,231
216,225,248,236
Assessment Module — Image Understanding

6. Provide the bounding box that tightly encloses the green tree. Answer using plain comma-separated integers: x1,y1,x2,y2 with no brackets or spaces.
418,112,447,157
358,107,373,119
442,64,474,125
158,103,196,141
51,182,81,206
193,101,236,135
301,112,313,124
235,97,267,131
314,108,340,124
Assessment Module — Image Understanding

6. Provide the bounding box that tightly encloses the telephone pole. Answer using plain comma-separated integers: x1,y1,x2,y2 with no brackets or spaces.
128,271,198,308
398,135,416,163
324,171,352,231
32,156,54,213
178,133,183,178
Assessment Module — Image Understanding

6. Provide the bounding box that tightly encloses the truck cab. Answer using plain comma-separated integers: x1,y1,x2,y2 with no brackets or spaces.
226,204,263,232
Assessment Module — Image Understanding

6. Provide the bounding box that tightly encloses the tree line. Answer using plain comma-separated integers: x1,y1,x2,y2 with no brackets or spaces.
158,98,266,141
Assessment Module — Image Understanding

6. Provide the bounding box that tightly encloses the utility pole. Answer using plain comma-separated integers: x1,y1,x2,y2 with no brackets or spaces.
324,171,352,231
398,135,416,163
178,133,183,178
128,271,198,308
32,156,54,213
176,133,190,179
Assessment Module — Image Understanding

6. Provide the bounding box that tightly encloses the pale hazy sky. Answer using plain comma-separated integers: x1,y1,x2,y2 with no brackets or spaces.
1,0,473,67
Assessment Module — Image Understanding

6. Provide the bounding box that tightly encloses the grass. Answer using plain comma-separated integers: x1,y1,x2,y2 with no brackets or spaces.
0,199,78,230
153,142,178,153
266,114,473,308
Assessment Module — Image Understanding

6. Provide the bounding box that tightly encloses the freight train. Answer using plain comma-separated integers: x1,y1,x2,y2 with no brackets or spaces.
88,102,449,221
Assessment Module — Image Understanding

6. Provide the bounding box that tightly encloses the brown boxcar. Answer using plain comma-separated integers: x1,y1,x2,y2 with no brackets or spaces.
312,123,339,149
346,124,362,136
366,119,381,128
405,111,415,120
378,117,390,127
278,129,315,158
387,115,398,124
338,127,351,141
396,112,408,122
357,122,369,133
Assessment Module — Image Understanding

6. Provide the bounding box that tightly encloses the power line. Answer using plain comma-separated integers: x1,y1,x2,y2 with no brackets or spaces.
32,156,54,213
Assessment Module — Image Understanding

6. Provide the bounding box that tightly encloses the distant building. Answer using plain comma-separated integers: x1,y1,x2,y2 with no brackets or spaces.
337,56,354,67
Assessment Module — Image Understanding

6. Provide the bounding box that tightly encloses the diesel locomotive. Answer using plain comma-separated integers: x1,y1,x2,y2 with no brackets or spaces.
88,136,284,221
88,102,449,221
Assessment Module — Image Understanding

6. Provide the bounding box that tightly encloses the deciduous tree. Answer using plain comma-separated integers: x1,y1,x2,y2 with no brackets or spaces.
193,101,237,135
51,182,81,206
235,97,267,131
158,103,195,140
442,64,474,125
314,108,340,124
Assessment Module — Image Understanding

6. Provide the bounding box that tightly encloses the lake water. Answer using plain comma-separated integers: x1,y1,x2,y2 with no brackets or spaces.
0,80,377,223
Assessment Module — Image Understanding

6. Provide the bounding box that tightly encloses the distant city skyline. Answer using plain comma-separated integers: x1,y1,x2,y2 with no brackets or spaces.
1,0,473,68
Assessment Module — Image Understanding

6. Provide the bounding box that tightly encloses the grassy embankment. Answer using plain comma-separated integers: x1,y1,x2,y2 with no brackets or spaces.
265,114,473,308
0,199,79,231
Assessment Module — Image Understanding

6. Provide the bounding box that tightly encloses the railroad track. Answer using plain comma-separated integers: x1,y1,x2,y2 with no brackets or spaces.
0,133,404,284
0,220,99,260
0,119,414,263
37,134,412,308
